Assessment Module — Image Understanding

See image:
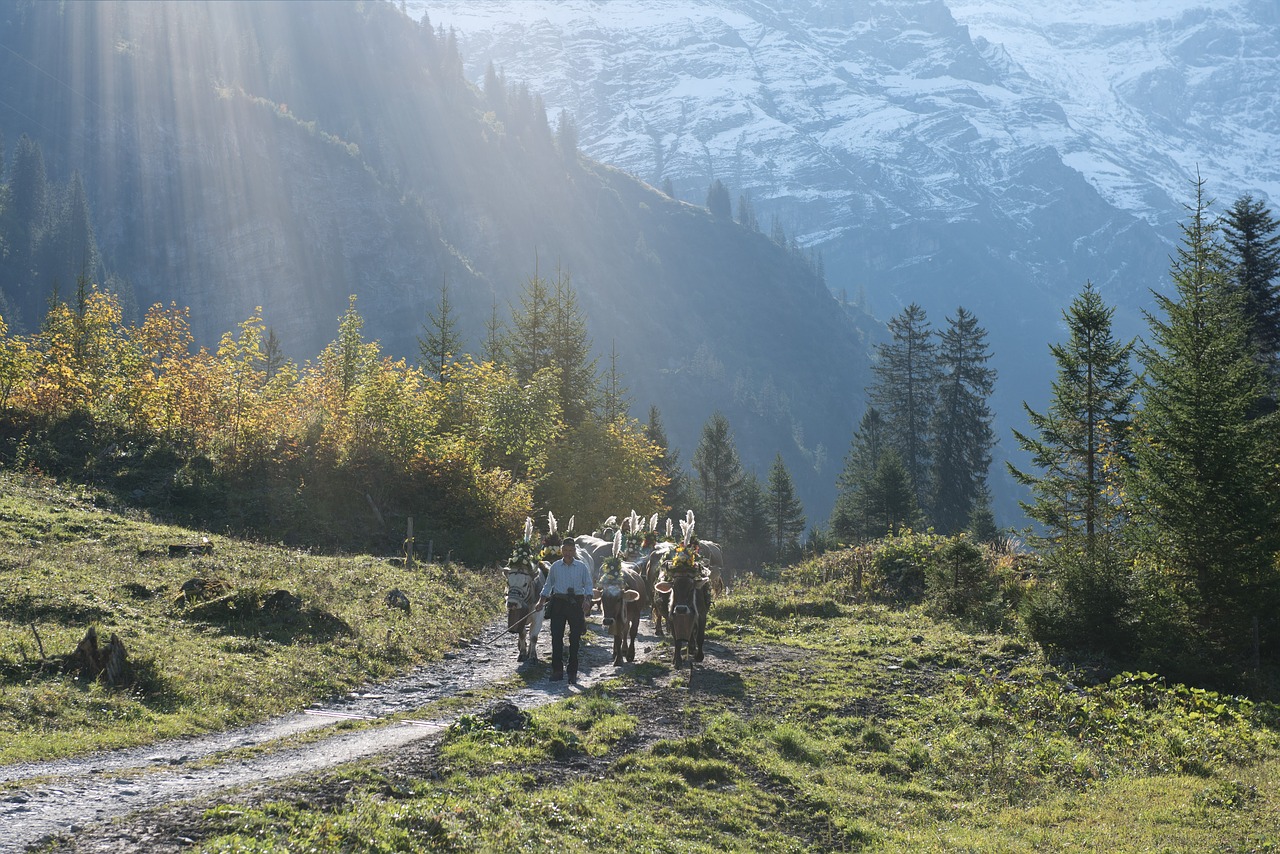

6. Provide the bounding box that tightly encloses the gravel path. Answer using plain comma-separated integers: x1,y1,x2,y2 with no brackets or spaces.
1,618,653,852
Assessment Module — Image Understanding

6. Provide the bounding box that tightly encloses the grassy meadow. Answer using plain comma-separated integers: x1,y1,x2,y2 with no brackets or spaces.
0,469,500,764
187,579,1280,852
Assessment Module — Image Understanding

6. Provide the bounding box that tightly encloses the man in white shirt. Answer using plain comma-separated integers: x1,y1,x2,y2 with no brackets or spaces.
536,537,594,682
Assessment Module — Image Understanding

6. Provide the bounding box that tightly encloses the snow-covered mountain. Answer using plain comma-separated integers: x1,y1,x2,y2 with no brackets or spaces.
416,0,1279,520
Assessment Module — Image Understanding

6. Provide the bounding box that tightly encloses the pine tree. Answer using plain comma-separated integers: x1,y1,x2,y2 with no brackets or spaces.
507,267,554,382
1129,178,1280,664
706,179,731,220
547,265,598,426
1010,281,1134,552
482,297,506,364
418,275,462,380
930,307,997,534
730,472,772,573
766,454,806,562
830,407,885,543
692,411,743,541
644,405,689,514
1221,194,1280,394
869,303,937,513
736,193,758,231
556,109,578,166
601,340,630,421
862,450,918,538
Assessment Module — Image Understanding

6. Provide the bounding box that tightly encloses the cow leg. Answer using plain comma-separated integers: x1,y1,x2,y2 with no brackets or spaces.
527,609,543,662
517,627,528,662
673,640,683,668
626,618,638,662
613,634,623,666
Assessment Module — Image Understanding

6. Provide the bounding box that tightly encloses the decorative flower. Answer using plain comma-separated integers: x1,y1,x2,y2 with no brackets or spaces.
510,540,538,568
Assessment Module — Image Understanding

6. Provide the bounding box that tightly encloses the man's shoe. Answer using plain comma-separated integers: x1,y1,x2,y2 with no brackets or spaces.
549,667,563,681
567,670,578,684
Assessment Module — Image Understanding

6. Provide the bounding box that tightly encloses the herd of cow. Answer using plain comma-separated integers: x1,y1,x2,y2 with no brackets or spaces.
504,513,726,671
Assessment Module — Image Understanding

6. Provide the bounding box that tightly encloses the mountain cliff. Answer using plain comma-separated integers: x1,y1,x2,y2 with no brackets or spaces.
422,0,1280,519
0,0,875,521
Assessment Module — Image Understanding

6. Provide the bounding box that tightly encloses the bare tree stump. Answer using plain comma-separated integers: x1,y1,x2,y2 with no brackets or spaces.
67,626,129,686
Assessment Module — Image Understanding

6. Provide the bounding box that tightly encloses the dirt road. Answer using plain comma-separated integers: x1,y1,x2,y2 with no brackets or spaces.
1,618,658,852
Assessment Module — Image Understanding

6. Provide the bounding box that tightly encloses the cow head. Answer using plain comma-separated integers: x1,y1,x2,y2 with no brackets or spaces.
594,568,640,636
504,563,543,629
656,569,708,642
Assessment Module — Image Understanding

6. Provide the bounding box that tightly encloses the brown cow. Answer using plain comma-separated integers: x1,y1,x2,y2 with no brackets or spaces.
594,561,647,665
654,566,711,668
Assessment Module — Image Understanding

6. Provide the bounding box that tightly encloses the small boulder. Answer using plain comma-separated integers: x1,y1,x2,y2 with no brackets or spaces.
386,588,411,614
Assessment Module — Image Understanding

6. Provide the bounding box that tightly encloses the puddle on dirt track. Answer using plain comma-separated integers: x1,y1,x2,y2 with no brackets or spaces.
0,618,673,853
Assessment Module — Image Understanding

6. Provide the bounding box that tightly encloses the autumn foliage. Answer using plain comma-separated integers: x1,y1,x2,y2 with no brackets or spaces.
0,288,666,562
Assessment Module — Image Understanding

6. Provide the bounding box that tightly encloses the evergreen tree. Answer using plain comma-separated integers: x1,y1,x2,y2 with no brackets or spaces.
1221,194,1280,393
706,179,731,220
556,109,578,166
930,307,997,534
661,177,675,199
692,411,743,541
1129,179,1280,665
601,339,631,421
830,407,885,543
483,61,505,111
506,267,553,382
869,303,937,513
263,326,286,380
644,405,689,514
766,454,806,562
736,193,758,231
730,472,772,573
1010,281,1134,552
418,275,462,380
862,450,918,538
482,296,506,364
547,265,598,426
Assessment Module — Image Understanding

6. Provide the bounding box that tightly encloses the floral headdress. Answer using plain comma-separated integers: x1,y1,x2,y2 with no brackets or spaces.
510,517,538,569
602,529,625,578
670,543,698,571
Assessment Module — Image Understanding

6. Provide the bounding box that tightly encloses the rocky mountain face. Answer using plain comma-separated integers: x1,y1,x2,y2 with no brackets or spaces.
422,0,1280,520
0,0,876,522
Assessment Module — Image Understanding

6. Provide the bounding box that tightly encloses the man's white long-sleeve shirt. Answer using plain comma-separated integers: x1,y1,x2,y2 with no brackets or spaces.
541,558,594,598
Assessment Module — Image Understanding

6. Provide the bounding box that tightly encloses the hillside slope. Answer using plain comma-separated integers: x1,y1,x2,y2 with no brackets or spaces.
0,0,877,518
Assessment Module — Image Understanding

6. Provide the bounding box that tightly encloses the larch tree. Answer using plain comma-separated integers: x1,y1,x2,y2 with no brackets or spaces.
929,307,997,535
1129,178,1280,666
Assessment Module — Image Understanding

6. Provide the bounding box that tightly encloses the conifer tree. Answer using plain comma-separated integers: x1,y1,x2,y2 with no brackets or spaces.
1222,194,1280,393
706,179,731,220
692,411,743,541
1010,281,1134,552
730,472,771,573
830,407,885,542
418,275,462,380
1129,179,1280,664
506,267,553,382
869,303,937,513
556,109,578,166
766,454,806,561
601,340,630,422
930,307,996,534
547,265,598,426
482,297,505,365
644,405,689,514
862,450,918,537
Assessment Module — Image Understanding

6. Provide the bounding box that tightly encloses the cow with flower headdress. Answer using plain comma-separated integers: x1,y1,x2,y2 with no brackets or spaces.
504,518,547,663
652,512,712,667
593,530,648,665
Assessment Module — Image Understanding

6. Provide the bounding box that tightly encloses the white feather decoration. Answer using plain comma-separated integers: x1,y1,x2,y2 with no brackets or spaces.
665,518,673,538
523,517,534,543
567,515,575,534
613,528,623,557
649,512,659,532
604,515,617,529
547,512,558,536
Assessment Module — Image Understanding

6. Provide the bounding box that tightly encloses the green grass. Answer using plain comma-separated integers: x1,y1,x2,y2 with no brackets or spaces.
187,575,1280,853
0,469,501,763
